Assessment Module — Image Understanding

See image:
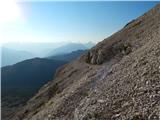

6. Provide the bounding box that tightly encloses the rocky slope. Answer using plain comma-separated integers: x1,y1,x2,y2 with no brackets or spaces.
14,4,160,120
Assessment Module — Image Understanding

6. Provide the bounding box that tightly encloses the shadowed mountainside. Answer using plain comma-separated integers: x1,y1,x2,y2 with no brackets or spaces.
1,58,67,120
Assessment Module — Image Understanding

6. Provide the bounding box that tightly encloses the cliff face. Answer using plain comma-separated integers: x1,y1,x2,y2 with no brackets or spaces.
14,4,160,120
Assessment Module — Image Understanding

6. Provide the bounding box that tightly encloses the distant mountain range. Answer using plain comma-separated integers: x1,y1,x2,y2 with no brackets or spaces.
1,47,35,67
48,50,87,61
2,42,68,57
46,42,94,56
1,42,94,67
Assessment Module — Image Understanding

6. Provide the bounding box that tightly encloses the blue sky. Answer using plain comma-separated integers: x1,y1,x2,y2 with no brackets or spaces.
1,1,159,44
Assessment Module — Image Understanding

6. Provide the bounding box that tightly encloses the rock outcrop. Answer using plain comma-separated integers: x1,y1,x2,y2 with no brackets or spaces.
14,4,160,120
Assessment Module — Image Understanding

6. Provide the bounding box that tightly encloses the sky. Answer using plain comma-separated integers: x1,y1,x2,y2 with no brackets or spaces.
0,1,159,44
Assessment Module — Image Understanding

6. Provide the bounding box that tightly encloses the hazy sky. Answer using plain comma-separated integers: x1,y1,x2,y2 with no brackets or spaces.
0,1,159,44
